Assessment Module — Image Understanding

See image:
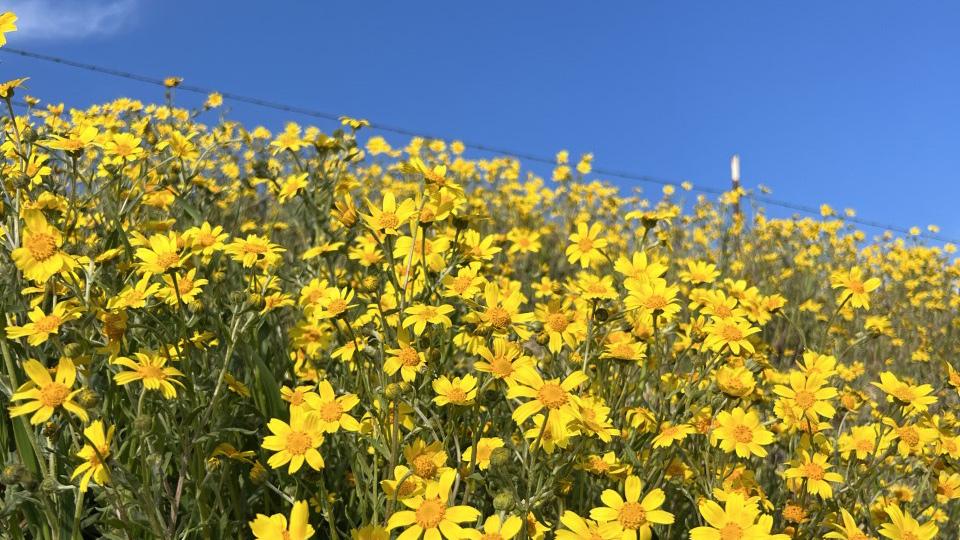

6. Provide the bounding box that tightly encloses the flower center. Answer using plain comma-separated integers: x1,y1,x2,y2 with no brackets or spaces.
892,384,917,404
733,424,754,443
318,401,343,422
898,426,920,447
719,523,744,540
486,307,512,329
446,387,467,404
489,356,514,378
377,212,399,230
34,315,62,333
412,455,438,479
618,501,647,529
546,313,569,332
643,295,668,310
451,276,473,294
327,298,348,315
414,498,445,529
720,324,744,342
398,347,421,367
793,390,816,409
138,364,166,380
156,251,181,270
25,232,57,261
288,390,306,406
848,281,865,294
801,462,825,481
284,431,312,455
197,232,216,247
577,238,594,252
176,275,195,294
241,242,267,254
537,382,568,409
39,382,70,407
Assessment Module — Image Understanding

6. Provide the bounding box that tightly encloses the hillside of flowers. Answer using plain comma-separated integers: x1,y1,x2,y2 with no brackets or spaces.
2,12,960,540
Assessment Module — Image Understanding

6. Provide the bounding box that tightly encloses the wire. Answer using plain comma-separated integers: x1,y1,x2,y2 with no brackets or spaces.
2,46,957,244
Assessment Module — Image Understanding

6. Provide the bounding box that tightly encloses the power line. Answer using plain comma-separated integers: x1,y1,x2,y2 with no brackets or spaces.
2,46,957,244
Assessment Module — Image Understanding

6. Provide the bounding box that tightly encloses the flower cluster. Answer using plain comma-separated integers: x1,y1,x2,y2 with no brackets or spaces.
0,10,958,539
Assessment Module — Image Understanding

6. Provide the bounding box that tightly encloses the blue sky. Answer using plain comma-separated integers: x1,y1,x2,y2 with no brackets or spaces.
3,1,960,241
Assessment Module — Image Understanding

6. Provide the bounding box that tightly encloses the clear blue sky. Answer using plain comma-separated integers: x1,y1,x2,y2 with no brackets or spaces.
3,1,960,241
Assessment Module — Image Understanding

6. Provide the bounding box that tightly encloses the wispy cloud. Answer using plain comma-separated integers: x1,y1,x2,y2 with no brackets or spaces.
6,0,139,41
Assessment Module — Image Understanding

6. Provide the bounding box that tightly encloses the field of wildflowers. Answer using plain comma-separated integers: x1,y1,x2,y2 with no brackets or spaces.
0,11,958,540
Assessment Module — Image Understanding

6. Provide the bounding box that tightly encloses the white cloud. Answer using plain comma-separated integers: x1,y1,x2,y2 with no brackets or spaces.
6,0,139,41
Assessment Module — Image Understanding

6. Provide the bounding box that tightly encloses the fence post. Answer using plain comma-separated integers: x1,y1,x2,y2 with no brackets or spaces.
730,154,741,218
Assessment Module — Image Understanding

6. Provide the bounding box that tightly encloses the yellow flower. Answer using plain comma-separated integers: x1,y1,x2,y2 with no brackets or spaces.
711,407,774,458
877,505,937,540
625,279,681,320
838,424,885,460
830,267,881,309
461,437,504,471
12,210,75,282
615,252,668,284
651,422,694,449
6,303,76,346
403,303,454,335
432,374,477,406
113,352,185,399
872,372,937,416
536,299,586,354
103,132,144,161
9,358,87,424
224,234,285,267
702,317,760,355
566,222,608,268
689,492,788,540
385,331,427,382
825,509,875,540
302,380,360,433
0,11,17,47
157,268,208,306
43,125,99,153
381,465,425,501
773,371,837,424
262,409,325,473
507,368,587,426
474,337,534,385
783,451,843,499
441,263,485,299
403,439,449,481
405,156,463,197
556,511,621,540
361,191,417,236
72,420,114,492
715,365,756,398
183,222,229,256
108,275,161,310
679,260,720,284
277,172,309,203
478,282,535,339
385,470,479,540
310,286,355,320
468,515,523,540
135,232,183,276
249,500,315,540
589,475,674,540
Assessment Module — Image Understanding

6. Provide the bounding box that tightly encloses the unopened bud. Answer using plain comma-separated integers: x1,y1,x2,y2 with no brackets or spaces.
492,491,514,511
489,447,511,469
